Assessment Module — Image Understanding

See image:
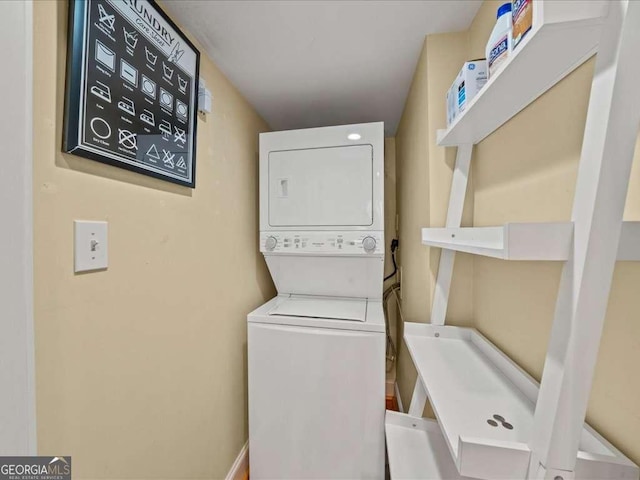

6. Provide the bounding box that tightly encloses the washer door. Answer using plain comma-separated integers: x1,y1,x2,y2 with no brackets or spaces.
248,322,385,479
268,295,367,322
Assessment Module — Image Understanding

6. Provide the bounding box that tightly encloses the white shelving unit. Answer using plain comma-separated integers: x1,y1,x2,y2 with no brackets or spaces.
400,323,638,480
386,1,640,479
437,1,609,147
421,223,573,260
421,222,640,261
385,411,461,480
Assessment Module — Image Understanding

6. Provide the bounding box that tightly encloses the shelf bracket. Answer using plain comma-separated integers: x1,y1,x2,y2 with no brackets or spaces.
530,1,640,476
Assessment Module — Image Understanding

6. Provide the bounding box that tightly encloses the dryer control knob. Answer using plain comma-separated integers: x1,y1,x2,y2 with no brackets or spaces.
265,236,277,251
362,236,377,253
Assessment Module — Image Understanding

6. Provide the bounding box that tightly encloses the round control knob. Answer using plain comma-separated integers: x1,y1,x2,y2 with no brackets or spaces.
265,236,277,251
362,236,377,253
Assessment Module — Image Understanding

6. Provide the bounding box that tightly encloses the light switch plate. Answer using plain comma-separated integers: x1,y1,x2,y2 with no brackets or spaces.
74,220,108,273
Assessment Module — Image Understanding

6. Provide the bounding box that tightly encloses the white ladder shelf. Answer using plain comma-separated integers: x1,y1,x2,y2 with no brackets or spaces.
385,1,640,479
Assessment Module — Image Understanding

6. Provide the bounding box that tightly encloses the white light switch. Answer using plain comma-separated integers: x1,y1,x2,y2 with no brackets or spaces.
74,220,108,273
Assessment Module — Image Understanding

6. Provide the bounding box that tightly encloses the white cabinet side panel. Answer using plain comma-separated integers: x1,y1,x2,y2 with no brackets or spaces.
248,322,385,479
0,0,36,454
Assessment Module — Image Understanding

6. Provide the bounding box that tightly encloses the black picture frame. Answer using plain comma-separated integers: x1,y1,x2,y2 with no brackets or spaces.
63,0,200,188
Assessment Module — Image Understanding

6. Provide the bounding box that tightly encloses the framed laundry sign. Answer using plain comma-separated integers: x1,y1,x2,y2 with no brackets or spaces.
63,0,200,187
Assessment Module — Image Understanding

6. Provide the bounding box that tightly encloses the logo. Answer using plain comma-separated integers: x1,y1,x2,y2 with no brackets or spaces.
468,64,475,70
144,46,158,66
162,149,175,168
169,42,185,63
162,62,174,80
513,0,528,16
489,36,508,68
97,4,115,32
173,126,186,145
0,456,71,480
123,27,139,49
177,76,188,94
118,129,138,151
122,0,175,46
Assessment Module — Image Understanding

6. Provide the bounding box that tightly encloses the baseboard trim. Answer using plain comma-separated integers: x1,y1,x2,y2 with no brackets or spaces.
226,441,249,480
394,382,404,413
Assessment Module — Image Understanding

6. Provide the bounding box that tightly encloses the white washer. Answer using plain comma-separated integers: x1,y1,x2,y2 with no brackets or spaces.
248,122,385,479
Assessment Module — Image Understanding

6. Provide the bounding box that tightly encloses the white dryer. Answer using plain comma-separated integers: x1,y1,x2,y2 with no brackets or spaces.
248,122,385,479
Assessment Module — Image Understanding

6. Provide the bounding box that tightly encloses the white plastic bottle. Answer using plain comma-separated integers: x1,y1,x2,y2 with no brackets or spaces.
485,3,513,78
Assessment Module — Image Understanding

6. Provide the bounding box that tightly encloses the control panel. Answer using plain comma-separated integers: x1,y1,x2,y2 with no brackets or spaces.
260,231,383,255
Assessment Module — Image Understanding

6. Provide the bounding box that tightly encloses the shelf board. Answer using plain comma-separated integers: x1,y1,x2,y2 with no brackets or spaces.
403,323,639,479
405,324,533,479
422,223,573,260
437,1,610,147
422,222,640,261
385,411,462,480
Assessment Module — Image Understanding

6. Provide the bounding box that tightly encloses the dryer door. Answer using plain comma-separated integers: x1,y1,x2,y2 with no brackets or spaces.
268,145,373,227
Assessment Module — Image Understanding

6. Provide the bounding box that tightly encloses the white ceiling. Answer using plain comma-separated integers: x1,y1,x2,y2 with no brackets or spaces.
163,1,481,135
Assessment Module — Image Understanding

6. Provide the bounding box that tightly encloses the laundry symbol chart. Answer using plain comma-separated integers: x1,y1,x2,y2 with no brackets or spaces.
90,117,111,139
169,42,185,64
140,109,155,127
123,27,138,49
162,62,174,81
95,40,115,71
120,59,138,87
146,144,160,161
64,0,198,186
118,129,137,151
90,80,111,103
117,96,135,116
97,4,115,32
175,100,188,120
173,126,186,145
144,46,158,66
159,88,173,111
159,120,172,137
141,75,156,99
162,149,175,168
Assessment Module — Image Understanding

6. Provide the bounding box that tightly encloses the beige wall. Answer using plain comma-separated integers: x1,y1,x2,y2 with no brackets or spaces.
395,0,640,465
33,1,274,478
395,38,431,409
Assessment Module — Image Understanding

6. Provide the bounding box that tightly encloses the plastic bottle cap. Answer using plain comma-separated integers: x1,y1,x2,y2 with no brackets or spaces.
497,2,512,18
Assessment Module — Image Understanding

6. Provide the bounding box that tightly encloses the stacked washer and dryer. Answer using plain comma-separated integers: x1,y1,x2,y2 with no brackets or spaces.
248,122,386,479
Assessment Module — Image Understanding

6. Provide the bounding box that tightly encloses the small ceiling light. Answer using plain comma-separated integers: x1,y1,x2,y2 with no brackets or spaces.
347,133,361,141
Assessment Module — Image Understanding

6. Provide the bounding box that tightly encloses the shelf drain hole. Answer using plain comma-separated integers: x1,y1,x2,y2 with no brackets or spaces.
503,422,513,430
493,414,505,422
487,419,498,427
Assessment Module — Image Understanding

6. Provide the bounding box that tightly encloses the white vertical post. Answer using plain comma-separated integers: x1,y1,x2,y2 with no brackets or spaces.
407,143,473,416
530,2,640,477
431,143,472,326
0,0,36,454
407,377,428,417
